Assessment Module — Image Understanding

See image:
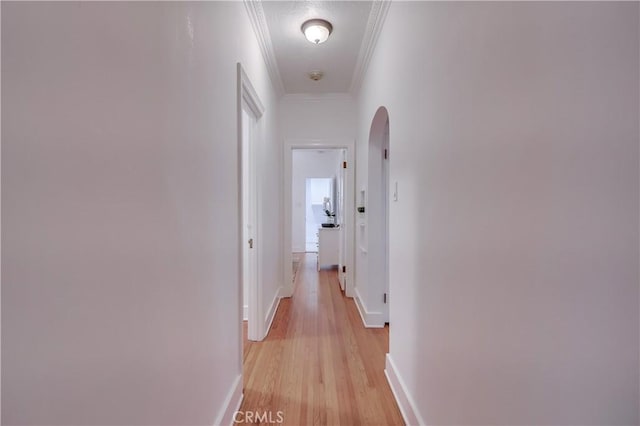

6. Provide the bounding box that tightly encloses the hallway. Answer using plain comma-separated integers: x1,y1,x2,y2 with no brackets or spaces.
239,254,403,425
3,2,639,425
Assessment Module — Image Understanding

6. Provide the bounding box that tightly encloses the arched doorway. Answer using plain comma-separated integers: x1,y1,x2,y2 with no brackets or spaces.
367,107,390,324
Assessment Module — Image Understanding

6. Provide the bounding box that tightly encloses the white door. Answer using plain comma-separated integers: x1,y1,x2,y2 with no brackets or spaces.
242,107,260,341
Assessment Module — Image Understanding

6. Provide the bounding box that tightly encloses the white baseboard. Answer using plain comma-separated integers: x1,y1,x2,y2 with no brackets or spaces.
345,283,354,298
354,287,385,328
243,304,248,321
281,285,293,298
262,287,282,339
385,354,425,426
338,264,345,292
213,373,243,426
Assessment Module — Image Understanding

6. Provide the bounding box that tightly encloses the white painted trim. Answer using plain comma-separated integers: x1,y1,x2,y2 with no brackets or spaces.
236,65,245,371
243,305,248,321
262,287,282,339
281,93,354,103
385,354,425,426
349,0,391,95
354,287,385,328
239,64,265,119
283,139,356,300
367,107,391,326
243,0,285,97
237,63,266,343
213,374,244,426
353,287,368,327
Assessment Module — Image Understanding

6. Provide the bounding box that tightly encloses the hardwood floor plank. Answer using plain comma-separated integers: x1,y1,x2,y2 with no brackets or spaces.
238,253,404,425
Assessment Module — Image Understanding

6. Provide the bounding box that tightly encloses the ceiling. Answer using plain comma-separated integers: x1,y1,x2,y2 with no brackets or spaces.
259,1,376,94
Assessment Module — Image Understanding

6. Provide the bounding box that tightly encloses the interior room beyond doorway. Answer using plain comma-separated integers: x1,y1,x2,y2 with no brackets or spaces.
291,149,344,254
305,178,334,252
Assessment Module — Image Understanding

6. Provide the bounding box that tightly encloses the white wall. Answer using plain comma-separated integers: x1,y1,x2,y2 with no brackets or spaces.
308,178,333,205
292,150,341,252
2,2,281,424
356,2,639,424
280,94,356,141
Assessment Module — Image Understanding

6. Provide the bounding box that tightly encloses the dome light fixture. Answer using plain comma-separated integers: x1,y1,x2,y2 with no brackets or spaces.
301,19,333,44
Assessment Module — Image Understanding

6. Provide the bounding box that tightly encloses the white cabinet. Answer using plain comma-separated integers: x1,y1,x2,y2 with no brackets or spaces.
318,227,341,270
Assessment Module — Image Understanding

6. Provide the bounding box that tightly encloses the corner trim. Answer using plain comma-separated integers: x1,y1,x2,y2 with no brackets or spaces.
262,287,282,339
243,0,285,97
238,63,265,118
213,374,244,426
349,0,391,95
385,354,425,426
354,287,385,328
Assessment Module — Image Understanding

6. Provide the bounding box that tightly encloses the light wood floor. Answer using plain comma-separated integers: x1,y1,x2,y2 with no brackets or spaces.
239,253,403,426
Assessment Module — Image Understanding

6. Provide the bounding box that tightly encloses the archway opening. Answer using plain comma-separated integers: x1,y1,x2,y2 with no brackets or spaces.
367,106,391,326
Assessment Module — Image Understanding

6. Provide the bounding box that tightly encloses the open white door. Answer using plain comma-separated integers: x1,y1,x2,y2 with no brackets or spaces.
238,63,265,343
242,108,260,340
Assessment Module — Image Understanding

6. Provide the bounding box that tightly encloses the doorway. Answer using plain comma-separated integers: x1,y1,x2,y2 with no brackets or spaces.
238,64,265,343
283,142,355,298
241,107,257,334
382,119,390,324
367,107,391,325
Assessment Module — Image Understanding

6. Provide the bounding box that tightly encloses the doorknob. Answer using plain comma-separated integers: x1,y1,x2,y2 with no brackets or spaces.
248,238,253,249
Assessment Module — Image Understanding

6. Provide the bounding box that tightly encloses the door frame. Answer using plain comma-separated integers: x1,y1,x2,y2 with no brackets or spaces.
237,63,265,348
362,106,390,328
283,139,355,298
382,121,390,323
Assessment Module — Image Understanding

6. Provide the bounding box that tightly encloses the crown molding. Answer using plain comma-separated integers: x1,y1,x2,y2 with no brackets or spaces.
244,0,285,97
281,93,355,103
349,0,391,96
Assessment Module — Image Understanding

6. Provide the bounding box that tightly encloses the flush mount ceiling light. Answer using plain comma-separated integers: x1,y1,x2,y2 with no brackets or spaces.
301,19,333,44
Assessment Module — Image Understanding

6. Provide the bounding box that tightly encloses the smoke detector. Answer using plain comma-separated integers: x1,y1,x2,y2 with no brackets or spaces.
309,70,324,81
